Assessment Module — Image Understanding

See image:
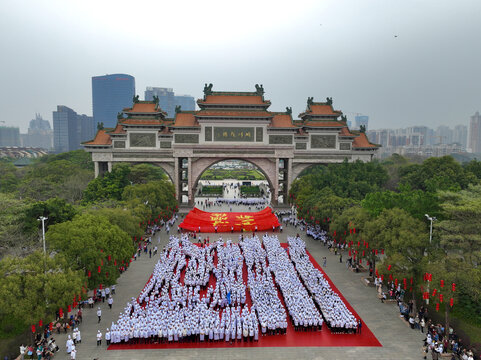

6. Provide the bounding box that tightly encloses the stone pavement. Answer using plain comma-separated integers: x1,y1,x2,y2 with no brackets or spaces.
51,206,426,360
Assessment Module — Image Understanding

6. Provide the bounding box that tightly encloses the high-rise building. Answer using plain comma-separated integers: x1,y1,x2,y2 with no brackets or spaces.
53,106,95,153
354,115,369,131
92,74,135,128
0,126,21,146
453,124,468,149
435,125,453,145
22,114,53,149
174,94,196,115
469,111,481,153
144,87,195,118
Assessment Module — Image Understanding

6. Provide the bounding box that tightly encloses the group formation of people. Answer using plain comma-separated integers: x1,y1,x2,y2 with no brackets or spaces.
288,236,359,333
108,233,358,345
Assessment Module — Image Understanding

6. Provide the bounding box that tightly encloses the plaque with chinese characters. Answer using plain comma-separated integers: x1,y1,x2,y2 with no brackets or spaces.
129,133,156,147
311,135,336,149
213,127,255,142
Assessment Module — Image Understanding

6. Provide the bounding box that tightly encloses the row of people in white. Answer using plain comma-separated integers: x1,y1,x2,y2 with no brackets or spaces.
288,236,358,332
262,234,323,330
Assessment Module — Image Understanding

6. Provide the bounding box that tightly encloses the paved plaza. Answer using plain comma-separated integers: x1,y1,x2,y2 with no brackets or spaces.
50,203,425,360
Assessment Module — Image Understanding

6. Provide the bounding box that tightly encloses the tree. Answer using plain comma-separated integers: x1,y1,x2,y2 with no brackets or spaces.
18,159,93,203
0,193,35,257
83,206,143,240
82,163,131,203
364,208,429,313
128,163,167,184
463,159,481,180
436,185,481,266
361,184,441,221
399,156,477,192
46,213,134,288
0,252,84,337
0,160,18,193
22,197,77,235
290,159,388,202
122,180,177,221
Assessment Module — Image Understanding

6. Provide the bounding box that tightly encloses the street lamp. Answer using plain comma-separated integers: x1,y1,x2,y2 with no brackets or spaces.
38,216,48,257
425,214,436,244
424,214,436,305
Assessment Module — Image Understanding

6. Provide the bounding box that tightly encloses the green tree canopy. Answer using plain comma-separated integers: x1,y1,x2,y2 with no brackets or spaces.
0,252,84,337
22,197,77,235
361,184,441,220
0,160,18,193
0,193,35,257
122,180,177,220
46,213,134,288
436,185,481,267
399,156,477,192
290,159,388,202
82,163,131,203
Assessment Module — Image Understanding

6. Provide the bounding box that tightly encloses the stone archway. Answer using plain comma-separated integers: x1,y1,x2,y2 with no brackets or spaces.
189,157,278,205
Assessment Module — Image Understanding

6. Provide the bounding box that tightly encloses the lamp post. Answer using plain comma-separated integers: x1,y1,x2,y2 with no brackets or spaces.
424,214,436,304
425,214,436,245
38,216,48,257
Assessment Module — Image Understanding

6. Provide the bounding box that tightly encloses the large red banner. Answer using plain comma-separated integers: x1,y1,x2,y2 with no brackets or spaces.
180,207,280,232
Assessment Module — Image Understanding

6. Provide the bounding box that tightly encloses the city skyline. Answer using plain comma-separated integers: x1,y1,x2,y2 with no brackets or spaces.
0,0,480,133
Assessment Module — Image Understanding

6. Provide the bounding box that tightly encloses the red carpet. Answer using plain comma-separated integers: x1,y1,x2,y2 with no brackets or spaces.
108,243,381,350
179,207,280,232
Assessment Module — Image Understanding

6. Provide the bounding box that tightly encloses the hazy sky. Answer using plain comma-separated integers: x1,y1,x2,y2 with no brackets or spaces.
1,0,480,132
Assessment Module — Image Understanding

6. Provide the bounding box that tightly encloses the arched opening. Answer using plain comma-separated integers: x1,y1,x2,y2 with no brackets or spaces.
192,159,273,212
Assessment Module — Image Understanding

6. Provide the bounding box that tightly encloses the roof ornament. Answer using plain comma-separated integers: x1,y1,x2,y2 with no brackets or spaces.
307,97,314,108
255,84,264,96
360,124,366,133
341,114,347,122
326,97,333,105
117,112,123,120
97,122,104,130
133,95,140,103
175,105,182,113
286,107,292,115
152,95,159,104
203,83,213,96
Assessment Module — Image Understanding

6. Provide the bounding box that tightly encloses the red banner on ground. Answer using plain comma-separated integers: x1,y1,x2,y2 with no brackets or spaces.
180,207,280,232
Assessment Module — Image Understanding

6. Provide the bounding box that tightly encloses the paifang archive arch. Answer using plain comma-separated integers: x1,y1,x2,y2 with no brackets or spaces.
83,85,378,207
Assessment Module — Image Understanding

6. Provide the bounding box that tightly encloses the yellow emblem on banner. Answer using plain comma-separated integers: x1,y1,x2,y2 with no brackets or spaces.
210,213,229,227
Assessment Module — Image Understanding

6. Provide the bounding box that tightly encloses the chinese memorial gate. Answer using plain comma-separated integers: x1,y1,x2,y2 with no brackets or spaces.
83,84,378,206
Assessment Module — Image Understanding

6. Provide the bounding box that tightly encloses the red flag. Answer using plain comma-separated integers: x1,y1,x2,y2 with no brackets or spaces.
88,270,91,278
440,280,444,288
98,266,101,273
439,294,443,303
375,269,379,277
108,255,111,262
353,228,356,234
114,260,117,266
436,303,439,311
39,319,43,327
452,283,456,292
67,305,71,312
381,274,384,282
395,278,398,287
432,289,437,297
387,265,392,271
381,249,384,254
99,284,103,290
31,325,36,333
59,308,63,318
49,322,53,331
450,298,454,307
389,274,393,281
